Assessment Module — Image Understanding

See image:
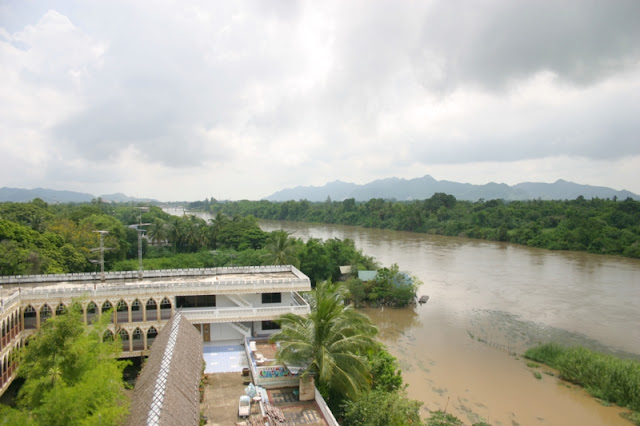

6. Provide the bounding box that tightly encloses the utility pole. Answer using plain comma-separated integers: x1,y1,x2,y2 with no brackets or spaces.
135,207,151,280
91,230,111,282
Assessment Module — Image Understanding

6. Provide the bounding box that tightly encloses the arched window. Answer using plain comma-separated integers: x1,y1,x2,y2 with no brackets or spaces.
119,329,130,352
146,299,158,321
147,327,158,349
24,305,37,330
102,301,113,323
160,297,172,320
40,305,52,324
116,300,128,323
131,299,143,322
132,328,144,350
56,303,66,316
103,330,114,342
86,302,98,324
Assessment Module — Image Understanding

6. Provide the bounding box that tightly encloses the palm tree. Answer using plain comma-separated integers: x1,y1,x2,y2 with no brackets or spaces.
208,212,227,250
270,280,378,400
147,219,168,245
262,230,300,268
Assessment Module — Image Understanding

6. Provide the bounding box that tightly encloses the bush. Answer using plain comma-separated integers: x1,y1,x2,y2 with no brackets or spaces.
525,343,640,411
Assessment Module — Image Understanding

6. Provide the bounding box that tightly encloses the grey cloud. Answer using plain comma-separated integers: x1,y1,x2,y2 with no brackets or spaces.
414,0,640,92
405,94,640,164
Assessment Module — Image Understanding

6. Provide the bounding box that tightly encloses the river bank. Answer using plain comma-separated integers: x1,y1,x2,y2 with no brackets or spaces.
256,219,640,425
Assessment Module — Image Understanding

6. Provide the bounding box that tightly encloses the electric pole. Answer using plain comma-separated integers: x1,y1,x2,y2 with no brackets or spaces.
90,230,112,282
135,207,151,280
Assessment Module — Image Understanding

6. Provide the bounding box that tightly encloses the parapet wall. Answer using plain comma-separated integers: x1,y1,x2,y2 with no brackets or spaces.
0,265,302,285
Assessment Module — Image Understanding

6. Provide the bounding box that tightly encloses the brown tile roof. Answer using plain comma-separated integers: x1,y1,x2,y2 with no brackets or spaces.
127,313,203,426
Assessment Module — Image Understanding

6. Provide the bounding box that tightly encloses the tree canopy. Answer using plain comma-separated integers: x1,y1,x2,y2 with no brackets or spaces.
0,302,130,425
270,280,379,402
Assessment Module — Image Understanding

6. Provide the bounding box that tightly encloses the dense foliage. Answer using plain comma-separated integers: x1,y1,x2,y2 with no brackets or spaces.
345,264,422,307
0,200,377,284
0,302,129,425
192,195,640,258
270,281,427,424
525,343,640,412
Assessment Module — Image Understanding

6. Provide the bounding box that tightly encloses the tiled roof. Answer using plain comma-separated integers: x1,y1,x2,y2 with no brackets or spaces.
127,313,203,426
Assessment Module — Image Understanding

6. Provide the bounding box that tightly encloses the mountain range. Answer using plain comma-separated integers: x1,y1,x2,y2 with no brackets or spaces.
0,187,157,204
264,175,640,202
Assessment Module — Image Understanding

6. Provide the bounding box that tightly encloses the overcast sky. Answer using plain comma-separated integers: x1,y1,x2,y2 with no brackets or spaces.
1,0,639,201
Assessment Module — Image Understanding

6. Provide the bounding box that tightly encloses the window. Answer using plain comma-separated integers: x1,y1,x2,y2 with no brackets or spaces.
176,295,216,308
261,293,282,304
261,320,280,331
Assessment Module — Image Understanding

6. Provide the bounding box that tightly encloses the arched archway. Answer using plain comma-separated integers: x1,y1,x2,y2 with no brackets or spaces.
146,299,158,321
55,303,66,316
116,300,128,323
160,297,172,320
102,301,113,323
132,328,144,350
103,329,114,342
40,304,52,326
119,329,130,352
24,305,37,330
131,299,143,322
86,301,98,324
147,326,158,349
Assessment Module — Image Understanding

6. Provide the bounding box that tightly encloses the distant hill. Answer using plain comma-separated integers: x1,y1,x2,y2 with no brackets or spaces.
265,175,640,202
0,187,158,204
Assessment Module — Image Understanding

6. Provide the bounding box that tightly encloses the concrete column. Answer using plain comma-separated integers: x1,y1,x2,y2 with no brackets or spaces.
127,304,132,323
36,309,40,330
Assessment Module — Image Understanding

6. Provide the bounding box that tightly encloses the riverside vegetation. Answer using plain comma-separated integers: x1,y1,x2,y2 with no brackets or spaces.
189,194,640,258
525,343,640,424
0,199,419,307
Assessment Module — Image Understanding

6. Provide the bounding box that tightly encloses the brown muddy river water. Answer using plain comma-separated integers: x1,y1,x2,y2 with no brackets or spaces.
257,220,640,426
181,211,640,425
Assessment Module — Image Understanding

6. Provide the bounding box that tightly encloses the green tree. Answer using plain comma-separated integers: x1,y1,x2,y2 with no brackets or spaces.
1,302,130,425
262,230,300,267
342,390,423,426
298,238,335,285
270,281,378,403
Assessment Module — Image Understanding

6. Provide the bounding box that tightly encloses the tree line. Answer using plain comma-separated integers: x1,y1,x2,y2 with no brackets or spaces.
191,194,640,258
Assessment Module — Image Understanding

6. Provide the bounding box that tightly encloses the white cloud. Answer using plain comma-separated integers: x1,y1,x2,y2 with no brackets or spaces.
1,1,639,200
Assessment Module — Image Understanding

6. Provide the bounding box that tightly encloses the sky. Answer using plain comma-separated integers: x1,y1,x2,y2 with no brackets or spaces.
1,0,639,201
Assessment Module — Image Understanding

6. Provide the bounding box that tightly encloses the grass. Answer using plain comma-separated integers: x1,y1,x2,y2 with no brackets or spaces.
526,362,540,368
533,372,542,380
621,411,640,426
525,343,640,412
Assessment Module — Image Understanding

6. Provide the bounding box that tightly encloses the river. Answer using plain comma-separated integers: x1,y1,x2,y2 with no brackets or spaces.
176,210,640,425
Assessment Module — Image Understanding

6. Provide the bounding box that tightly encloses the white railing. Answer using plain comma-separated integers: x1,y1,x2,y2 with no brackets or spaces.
0,265,308,285
178,304,310,323
9,279,310,302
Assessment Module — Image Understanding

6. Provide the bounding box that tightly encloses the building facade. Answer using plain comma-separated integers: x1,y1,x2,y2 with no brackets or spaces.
0,265,311,396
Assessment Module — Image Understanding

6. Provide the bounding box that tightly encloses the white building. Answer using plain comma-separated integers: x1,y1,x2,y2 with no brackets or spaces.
0,265,311,396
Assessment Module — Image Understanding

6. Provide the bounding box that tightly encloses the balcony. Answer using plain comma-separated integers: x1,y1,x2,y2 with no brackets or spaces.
178,296,310,323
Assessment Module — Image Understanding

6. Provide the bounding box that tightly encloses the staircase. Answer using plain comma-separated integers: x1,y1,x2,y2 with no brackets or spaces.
230,322,251,337
226,294,252,307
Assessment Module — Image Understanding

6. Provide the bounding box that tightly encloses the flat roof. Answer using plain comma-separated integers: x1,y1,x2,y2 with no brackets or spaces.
1,266,308,297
